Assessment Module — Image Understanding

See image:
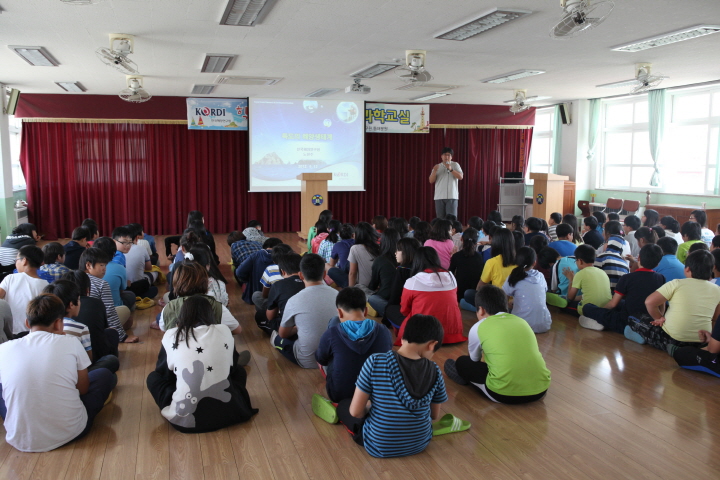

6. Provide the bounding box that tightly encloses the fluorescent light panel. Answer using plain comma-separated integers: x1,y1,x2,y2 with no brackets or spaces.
436,8,532,41
411,92,450,101
55,82,86,92
596,79,640,88
306,88,340,98
503,95,551,103
201,54,235,73
220,0,277,26
480,69,545,84
350,62,401,78
611,25,720,52
192,85,216,95
9,46,59,66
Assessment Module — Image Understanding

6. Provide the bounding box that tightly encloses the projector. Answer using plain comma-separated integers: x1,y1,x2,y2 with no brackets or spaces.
345,84,371,94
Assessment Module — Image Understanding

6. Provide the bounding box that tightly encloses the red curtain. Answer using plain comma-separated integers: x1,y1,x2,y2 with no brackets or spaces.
20,122,531,239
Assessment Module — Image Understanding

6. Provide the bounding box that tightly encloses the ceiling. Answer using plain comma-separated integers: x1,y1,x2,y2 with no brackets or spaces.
1,0,720,106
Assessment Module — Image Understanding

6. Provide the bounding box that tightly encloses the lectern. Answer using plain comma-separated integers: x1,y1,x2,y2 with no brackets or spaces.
297,173,333,238
529,173,569,221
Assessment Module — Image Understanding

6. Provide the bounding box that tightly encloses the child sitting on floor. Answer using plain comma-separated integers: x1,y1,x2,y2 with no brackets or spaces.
0,245,49,335
625,250,720,353
0,293,116,452
315,287,392,403
256,253,304,334
444,285,550,404
548,245,611,316
502,247,552,333
314,314,447,458
39,242,70,282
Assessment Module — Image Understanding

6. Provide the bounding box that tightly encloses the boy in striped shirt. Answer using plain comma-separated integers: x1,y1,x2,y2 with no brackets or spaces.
328,314,448,458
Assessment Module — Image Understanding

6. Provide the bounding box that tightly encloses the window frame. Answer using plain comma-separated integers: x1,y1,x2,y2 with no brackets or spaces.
528,107,555,175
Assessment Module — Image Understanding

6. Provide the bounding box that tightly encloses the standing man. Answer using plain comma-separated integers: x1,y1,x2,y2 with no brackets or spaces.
429,147,464,219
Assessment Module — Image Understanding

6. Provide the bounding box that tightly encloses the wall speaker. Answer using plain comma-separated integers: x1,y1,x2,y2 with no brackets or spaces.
559,103,571,125
5,88,20,116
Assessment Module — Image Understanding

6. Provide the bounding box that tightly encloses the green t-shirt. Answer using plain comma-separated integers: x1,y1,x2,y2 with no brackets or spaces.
572,266,612,316
657,278,720,342
677,240,702,264
476,313,551,396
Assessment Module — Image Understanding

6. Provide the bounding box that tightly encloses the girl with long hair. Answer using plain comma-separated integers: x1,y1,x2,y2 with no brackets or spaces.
347,222,381,295
424,219,455,269
462,228,517,308
449,227,484,302
503,247,552,333
367,228,401,316
383,237,422,329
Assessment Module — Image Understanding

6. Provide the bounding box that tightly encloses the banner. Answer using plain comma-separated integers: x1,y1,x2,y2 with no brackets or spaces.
187,98,248,130
365,103,430,133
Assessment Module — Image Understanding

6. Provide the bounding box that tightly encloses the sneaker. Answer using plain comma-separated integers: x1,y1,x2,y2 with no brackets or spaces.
237,350,251,367
546,293,568,308
312,394,338,424
444,359,469,385
579,315,604,331
624,325,646,345
270,330,278,347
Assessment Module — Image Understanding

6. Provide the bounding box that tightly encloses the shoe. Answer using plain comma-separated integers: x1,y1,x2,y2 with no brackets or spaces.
366,302,378,317
270,330,278,347
444,359,469,385
579,315,604,331
546,293,568,308
312,394,338,424
432,413,471,436
136,298,155,310
624,325,646,345
237,350,251,367
459,299,477,312
104,391,113,406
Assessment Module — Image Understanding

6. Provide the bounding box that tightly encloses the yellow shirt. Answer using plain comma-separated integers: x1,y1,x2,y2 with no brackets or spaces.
657,278,720,342
481,255,516,287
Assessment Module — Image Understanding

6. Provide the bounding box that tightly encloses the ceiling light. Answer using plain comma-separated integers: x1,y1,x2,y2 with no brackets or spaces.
436,8,532,41
55,82,86,92
502,95,552,103
191,85,216,95
9,46,59,66
410,92,450,101
306,88,341,98
220,0,278,26
611,25,720,52
201,54,235,73
480,69,545,84
596,79,641,88
349,62,401,78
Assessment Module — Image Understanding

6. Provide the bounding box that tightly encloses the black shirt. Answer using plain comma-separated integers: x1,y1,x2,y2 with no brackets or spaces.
449,250,484,301
266,275,305,319
614,269,666,319
368,255,397,300
583,230,605,250
73,295,114,359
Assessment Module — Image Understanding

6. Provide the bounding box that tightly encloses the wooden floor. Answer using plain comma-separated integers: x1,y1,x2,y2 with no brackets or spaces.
1,232,719,480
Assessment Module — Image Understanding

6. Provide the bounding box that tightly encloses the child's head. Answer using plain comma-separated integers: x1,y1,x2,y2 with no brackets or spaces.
555,223,573,241
173,261,209,297
43,279,81,317
175,295,216,347
490,228,516,267
12,223,38,240
488,210,502,224
277,253,302,276
227,230,244,246
16,245,43,271
187,211,205,228
412,221,432,245
607,212,620,222
318,210,333,225
549,212,562,226
299,253,325,283
482,220,496,237
690,210,708,228
510,215,524,232
688,242,709,255
396,237,422,267
638,244,663,270
680,221,702,241
93,237,117,260
711,249,720,277
651,225,666,239
372,215,388,232
444,213,457,223
268,244,292,265
634,226,658,247
82,219,99,240
624,215,641,232
388,218,409,236
79,247,109,278
262,238,283,251
61,270,91,296
592,211,606,228
408,216,420,231
583,216,598,232
335,287,367,320
112,226,134,254
507,247,536,287
461,227,479,256
42,242,65,265
410,246,443,277
452,221,463,236
326,219,344,242
643,209,660,227
314,221,328,235
339,223,355,240
526,217,542,233
71,226,91,246
401,314,444,354
125,223,143,241
512,230,525,252
247,220,262,230
657,236,678,256
179,231,200,253
380,228,401,261
660,216,680,234
468,216,483,231
712,235,720,251
604,220,623,237
685,250,714,280
528,234,548,255
474,285,509,318
429,219,452,242
26,293,65,329
574,244,596,268
562,214,581,238
537,247,560,269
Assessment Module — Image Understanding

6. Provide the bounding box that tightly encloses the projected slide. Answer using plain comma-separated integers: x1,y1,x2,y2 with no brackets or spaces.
249,98,364,192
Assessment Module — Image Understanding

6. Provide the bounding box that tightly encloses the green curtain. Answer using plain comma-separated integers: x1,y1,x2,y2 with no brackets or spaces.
586,99,601,161
552,105,563,174
648,89,667,186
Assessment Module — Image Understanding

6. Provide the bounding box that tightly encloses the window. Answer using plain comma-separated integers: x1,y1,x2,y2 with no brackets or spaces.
8,116,26,191
598,86,720,195
528,108,554,174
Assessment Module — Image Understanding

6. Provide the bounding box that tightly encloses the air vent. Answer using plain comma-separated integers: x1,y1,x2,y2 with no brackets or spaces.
215,75,282,86
395,83,459,92
306,88,341,98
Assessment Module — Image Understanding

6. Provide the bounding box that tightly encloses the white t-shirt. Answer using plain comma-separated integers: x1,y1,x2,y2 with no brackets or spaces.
0,331,91,452
0,272,50,334
125,244,150,283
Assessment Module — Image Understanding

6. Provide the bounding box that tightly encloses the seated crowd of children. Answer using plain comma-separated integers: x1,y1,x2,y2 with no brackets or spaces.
1,204,719,458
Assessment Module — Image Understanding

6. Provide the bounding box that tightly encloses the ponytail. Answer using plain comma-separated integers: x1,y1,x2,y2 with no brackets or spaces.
507,247,536,287
461,227,479,257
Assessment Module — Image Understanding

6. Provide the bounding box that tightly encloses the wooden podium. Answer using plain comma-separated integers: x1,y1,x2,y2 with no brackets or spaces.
529,173,569,220
297,173,333,238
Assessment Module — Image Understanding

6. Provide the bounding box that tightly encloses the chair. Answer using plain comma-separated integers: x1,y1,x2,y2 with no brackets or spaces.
578,200,591,217
603,197,624,214
622,200,640,216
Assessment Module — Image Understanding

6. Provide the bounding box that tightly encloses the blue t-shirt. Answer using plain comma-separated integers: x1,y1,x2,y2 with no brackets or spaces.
143,233,157,254
655,255,686,283
547,240,577,257
331,239,355,272
355,351,447,458
104,262,127,307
